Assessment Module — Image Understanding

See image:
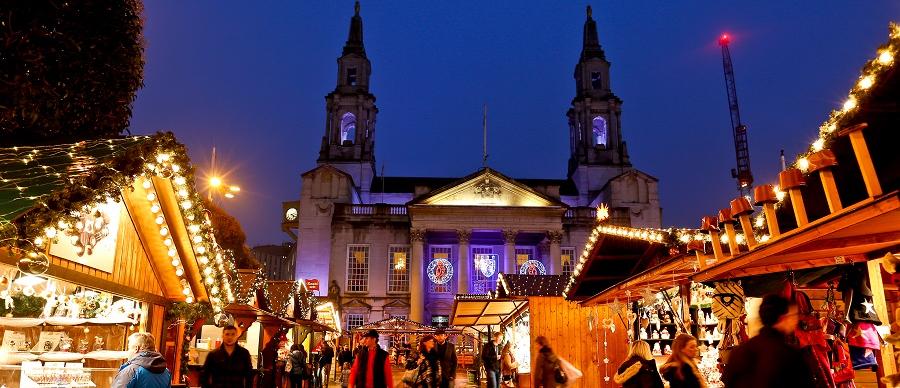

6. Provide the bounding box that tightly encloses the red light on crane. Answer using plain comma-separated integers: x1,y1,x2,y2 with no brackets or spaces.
719,33,730,45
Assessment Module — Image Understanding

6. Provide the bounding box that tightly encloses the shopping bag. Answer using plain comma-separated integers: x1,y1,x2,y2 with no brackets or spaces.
401,368,419,386
558,357,582,383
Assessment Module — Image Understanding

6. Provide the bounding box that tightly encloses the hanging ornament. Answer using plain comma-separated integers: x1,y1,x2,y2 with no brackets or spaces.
427,259,454,285
518,260,547,275
18,251,49,275
214,312,234,327
475,254,497,278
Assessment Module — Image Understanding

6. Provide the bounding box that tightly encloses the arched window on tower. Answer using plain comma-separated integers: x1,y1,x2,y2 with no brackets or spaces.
340,112,356,144
592,116,607,147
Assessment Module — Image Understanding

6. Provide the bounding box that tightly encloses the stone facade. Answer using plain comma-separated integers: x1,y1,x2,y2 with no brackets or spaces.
282,4,662,329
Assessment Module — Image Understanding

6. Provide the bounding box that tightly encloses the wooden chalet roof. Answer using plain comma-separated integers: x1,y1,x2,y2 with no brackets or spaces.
496,274,568,297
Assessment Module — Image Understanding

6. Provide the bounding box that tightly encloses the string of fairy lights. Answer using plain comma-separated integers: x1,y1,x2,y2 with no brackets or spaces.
563,23,900,299
0,134,236,313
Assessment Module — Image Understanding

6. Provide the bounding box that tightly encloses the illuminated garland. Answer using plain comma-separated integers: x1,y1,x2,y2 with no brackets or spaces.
0,133,235,312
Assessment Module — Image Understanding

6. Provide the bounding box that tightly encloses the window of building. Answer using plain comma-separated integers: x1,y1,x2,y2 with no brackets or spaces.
428,246,453,294
388,245,410,293
591,71,602,89
346,245,369,293
472,247,497,294
561,247,575,278
515,247,534,268
347,68,358,86
592,116,608,147
340,112,356,144
611,207,631,227
346,313,364,331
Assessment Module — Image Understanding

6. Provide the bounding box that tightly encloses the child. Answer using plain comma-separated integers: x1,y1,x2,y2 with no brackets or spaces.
340,361,351,388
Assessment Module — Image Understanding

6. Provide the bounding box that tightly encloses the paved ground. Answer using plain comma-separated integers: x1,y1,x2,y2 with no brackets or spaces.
322,367,475,387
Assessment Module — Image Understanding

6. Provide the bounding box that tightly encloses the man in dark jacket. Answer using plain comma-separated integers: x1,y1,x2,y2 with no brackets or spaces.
112,332,172,388
481,331,503,388
348,329,393,388
320,342,335,385
434,329,457,388
200,325,254,388
722,294,815,388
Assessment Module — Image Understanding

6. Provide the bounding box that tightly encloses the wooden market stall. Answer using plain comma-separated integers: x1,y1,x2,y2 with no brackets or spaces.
564,23,900,388
0,133,237,387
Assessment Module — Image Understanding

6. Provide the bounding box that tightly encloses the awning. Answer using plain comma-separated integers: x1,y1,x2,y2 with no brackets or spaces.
450,294,528,328
565,233,671,299
580,254,698,306
693,193,900,282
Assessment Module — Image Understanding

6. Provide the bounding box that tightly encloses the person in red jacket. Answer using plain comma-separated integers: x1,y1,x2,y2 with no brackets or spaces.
349,329,393,388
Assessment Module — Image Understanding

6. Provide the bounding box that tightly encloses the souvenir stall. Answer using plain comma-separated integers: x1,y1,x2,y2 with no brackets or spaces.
567,23,900,388
349,316,469,362
0,134,236,387
451,274,629,387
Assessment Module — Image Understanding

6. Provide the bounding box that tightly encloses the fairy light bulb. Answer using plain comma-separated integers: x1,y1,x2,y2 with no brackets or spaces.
146,192,156,201
176,267,184,276
858,75,875,90
168,248,177,258
155,216,164,225
185,296,194,303
159,227,169,236
150,203,160,214
797,157,810,172
878,50,894,65
842,96,857,112
142,180,152,189
174,176,186,185
812,138,825,152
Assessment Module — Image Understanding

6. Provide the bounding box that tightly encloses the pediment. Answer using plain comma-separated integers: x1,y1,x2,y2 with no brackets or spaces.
384,299,410,308
411,168,563,208
342,298,372,309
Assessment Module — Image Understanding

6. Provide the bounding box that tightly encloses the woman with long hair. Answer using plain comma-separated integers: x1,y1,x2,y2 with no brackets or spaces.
660,334,706,388
288,343,308,388
533,336,561,388
413,335,442,388
500,341,519,387
614,340,664,388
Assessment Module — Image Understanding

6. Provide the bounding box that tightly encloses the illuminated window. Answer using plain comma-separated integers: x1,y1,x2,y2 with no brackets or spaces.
347,68,358,86
592,116,607,146
346,313,364,331
561,247,575,277
340,112,356,144
472,247,497,294
515,247,534,267
346,245,369,293
590,71,602,89
428,246,453,294
388,245,410,293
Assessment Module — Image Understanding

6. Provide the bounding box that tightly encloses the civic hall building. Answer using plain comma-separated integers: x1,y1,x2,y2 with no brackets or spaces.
282,4,662,330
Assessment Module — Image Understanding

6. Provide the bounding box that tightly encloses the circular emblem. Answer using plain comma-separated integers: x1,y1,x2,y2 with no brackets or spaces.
427,259,454,284
519,260,547,275
285,208,298,221
476,255,496,278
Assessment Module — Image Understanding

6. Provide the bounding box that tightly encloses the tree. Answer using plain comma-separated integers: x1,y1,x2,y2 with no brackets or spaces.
0,0,144,146
203,199,261,269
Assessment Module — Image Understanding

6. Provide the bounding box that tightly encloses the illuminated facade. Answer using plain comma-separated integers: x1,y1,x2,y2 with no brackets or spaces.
282,4,661,327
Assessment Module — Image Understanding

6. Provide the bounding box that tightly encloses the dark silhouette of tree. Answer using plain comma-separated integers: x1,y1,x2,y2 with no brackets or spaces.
203,199,261,269
0,0,144,146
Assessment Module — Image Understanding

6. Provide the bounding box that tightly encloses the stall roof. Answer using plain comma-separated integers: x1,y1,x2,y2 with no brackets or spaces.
352,316,465,334
693,193,899,282
581,254,699,306
496,274,568,297
564,232,672,300
450,294,528,328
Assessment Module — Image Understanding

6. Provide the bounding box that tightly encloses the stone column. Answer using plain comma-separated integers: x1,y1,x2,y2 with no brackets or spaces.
457,229,471,294
548,230,563,275
503,229,518,275
409,228,425,324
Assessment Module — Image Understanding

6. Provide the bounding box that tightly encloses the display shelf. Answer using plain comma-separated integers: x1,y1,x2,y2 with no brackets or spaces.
0,317,136,328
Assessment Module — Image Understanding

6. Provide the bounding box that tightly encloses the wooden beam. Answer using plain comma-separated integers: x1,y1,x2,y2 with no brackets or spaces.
867,259,896,377
845,124,883,197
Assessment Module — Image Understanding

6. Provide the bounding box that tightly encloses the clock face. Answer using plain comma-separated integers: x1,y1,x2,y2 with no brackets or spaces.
285,208,298,221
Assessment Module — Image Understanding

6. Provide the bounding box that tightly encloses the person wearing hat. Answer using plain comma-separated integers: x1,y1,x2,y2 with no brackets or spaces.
349,329,393,388
433,329,456,388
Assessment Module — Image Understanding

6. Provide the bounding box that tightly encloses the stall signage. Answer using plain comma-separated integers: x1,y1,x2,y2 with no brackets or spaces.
306,279,320,291
49,198,122,273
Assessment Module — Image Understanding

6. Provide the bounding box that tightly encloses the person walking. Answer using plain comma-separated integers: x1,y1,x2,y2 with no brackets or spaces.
413,335,443,388
481,332,503,388
348,329,393,388
500,341,519,387
321,342,335,386
111,332,172,388
660,333,706,388
288,344,308,388
200,325,254,388
722,294,815,388
614,340,664,388
533,336,562,388
434,329,457,388
338,345,353,380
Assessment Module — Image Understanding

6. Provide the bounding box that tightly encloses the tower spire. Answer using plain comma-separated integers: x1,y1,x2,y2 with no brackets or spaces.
581,4,605,61
344,1,365,56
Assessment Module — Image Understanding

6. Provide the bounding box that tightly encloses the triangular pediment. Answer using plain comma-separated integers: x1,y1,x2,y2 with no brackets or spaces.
342,298,372,309
411,168,564,207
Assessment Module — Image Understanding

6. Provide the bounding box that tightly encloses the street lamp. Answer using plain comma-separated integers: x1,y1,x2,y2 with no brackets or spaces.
207,147,240,202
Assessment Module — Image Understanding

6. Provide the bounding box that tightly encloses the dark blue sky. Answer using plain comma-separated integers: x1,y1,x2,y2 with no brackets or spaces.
131,1,900,245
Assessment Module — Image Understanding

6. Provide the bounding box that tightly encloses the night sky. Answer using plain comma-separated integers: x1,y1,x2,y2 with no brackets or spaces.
131,1,900,245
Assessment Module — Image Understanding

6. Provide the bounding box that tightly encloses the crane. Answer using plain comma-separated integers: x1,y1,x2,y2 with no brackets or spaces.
719,33,754,198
